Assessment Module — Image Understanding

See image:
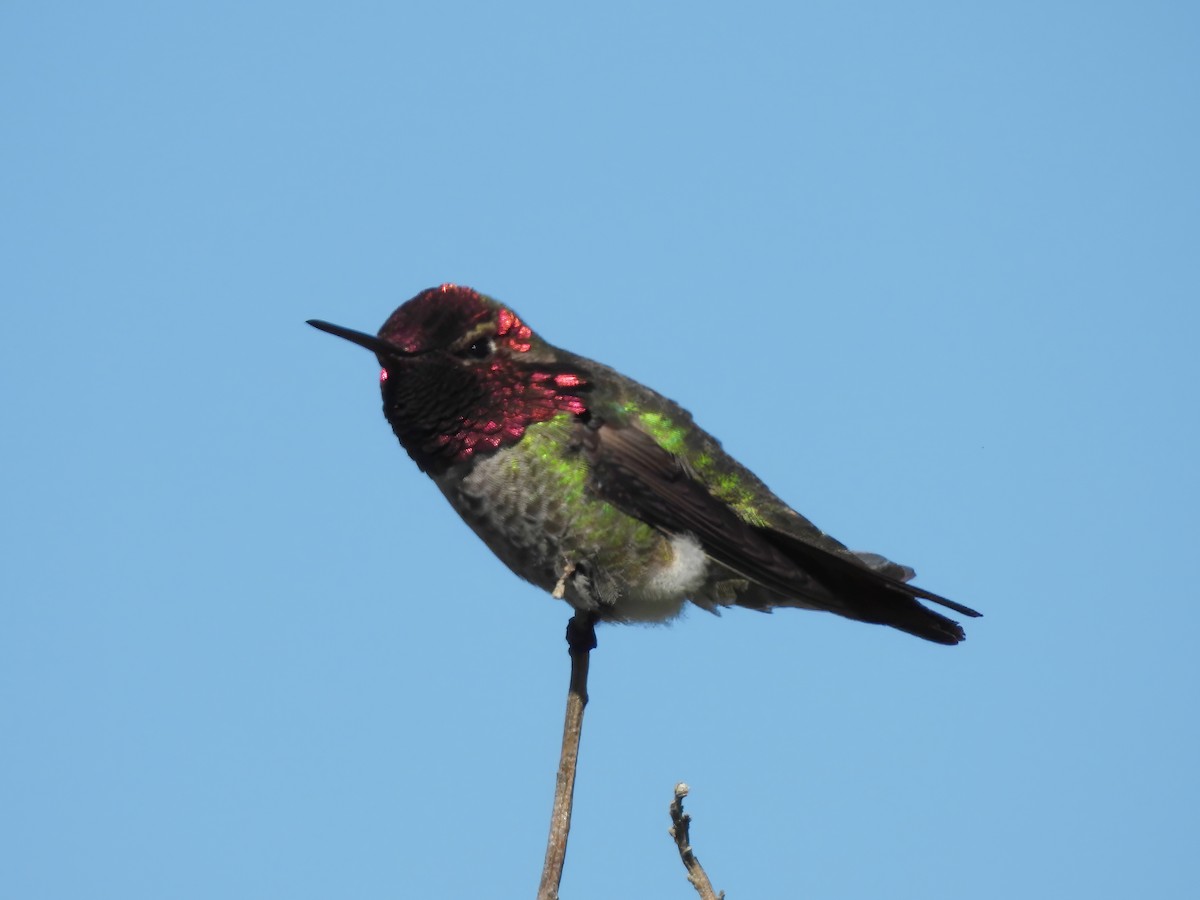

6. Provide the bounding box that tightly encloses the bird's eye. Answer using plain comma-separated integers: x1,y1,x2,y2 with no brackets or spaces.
461,338,494,360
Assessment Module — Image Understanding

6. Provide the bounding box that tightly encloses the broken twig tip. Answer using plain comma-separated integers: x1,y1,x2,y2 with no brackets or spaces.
668,782,724,900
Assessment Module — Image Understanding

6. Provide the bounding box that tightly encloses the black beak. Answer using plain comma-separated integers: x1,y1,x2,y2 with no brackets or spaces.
307,320,414,358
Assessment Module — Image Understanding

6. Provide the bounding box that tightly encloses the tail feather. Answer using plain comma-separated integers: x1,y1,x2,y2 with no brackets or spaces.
760,529,982,645
852,551,916,583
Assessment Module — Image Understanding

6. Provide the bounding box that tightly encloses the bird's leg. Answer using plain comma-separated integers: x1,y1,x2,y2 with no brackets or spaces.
552,559,577,599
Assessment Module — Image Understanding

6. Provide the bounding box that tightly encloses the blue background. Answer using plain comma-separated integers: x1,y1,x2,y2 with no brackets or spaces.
3,3,1197,897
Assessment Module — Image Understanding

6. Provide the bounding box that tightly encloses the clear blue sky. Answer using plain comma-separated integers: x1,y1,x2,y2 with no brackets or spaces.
3,3,1197,898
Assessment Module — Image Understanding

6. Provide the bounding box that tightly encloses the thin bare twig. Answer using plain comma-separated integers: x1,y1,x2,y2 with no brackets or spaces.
669,783,725,900
536,611,597,900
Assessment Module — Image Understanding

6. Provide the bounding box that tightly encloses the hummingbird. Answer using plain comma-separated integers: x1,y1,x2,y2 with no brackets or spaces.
308,284,980,644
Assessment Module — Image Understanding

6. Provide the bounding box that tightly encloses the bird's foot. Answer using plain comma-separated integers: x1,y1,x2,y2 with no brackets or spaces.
566,611,598,656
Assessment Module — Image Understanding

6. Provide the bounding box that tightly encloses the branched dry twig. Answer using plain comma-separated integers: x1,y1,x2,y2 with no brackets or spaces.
536,611,597,900
669,783,725,900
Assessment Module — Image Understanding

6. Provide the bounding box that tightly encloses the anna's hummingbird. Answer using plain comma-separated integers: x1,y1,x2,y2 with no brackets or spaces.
309,284,980,644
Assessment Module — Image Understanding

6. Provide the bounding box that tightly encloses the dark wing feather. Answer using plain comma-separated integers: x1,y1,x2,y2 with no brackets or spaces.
585,420,837,606
585,420,980,644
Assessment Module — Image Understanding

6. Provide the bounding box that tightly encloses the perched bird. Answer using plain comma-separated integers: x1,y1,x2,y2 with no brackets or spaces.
309,284,979,644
